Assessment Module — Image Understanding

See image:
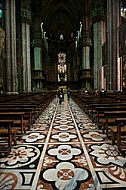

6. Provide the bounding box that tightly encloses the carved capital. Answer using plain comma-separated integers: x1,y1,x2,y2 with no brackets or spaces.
20,0,31,23
92,0,106,22
32,32,42,47
80,30,92,46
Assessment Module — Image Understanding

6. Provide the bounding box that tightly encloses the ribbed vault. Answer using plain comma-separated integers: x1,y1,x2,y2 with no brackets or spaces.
32,0,92,40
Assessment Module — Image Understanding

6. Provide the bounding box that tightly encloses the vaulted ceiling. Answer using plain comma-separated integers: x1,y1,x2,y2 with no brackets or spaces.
41,0,85,39
32,0,92,41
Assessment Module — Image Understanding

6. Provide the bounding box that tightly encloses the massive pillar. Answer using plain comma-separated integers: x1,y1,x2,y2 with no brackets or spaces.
5,0,18,94
73,40,80,88
107,0,120,91
67,61,71,85
0,27,5,93
80,12,92,90
20,0,31,93
32,0,45,92
92,0,106,90
67,53,72,84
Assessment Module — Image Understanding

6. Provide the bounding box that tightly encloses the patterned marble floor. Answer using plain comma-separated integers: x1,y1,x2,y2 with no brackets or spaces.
0,95,126,190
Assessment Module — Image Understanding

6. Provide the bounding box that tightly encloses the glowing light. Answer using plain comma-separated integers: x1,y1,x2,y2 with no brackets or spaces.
0,9,2,18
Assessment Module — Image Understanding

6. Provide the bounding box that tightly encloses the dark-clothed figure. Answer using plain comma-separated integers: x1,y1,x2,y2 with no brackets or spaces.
60,88,64,101
100,89,106,97
59,91,64,104
57,89,60,99
67,88,71,101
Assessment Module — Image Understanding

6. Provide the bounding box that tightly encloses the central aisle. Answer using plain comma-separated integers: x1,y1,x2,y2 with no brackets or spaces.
33,95,100,190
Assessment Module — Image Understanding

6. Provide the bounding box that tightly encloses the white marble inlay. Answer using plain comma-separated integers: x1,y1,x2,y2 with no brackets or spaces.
48,144,81,160
53,125,74,131
42,162,89,190
51,132,77,142
0,145,40,168
22,132,45,142
83,131,106,141
23,173,33,184
89,144,126,167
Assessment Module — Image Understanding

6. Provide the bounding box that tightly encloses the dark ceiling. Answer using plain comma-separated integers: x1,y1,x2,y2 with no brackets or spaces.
32,0,92,41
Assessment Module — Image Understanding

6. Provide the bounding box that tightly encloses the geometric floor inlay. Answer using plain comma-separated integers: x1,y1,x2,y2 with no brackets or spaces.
0,95,126,190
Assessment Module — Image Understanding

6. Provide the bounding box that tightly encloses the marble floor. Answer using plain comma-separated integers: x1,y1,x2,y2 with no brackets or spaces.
0,95,126,190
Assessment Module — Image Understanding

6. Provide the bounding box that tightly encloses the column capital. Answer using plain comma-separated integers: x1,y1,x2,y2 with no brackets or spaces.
80,30,92,47
92,0,106,23
32,32,42,47
20,0,31,24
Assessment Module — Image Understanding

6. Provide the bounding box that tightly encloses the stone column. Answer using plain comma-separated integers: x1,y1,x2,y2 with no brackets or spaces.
22,22,27,92
5,0,18,94
73,41,80,88
81,17,91,70
66,54,71,83
93,22,105,90
81,30,91,88
33,33,42,71
32,25,43,90
107,0,120,90
67,62,71,83
26,23,31,92
0,27,5,93
92,0,106,90
80,13,92,90
21,0,31,93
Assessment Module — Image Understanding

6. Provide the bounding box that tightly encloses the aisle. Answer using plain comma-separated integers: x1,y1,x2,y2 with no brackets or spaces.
0,96,126,190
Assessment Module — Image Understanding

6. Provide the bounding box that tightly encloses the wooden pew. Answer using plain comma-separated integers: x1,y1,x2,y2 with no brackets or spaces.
88,102,126,119
0,112,27,134
102,111,126,136
0,103,41,124
0,120,19,156
71,93,120,115
110,118,126,155
94,106,126,126
0,107,33,128
84,101,115,116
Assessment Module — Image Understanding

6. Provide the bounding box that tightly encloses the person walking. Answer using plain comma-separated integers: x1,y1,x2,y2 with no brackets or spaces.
67,88,71,101
59,90,64,104
100,88,106,97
